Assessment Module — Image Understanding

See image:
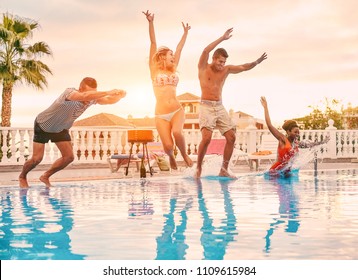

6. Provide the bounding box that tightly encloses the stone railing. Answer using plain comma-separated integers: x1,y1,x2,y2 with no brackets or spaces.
0,120,357,165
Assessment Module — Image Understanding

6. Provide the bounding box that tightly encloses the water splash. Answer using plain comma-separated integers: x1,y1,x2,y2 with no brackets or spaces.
182,155,236,178
183,146,321,180
263,146,320,178
291,147,318,170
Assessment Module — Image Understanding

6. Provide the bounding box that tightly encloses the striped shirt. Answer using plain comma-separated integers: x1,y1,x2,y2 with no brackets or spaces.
36,88,96,133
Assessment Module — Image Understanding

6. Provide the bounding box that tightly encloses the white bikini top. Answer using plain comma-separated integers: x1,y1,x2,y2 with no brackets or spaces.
152,72,179,87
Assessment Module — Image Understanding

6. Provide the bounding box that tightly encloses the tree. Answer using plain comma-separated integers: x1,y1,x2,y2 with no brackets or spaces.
0,13,52,127
294,98,344,129
342,104,358,129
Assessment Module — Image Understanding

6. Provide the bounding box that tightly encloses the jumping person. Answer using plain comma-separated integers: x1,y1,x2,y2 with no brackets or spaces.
19,77,126,187
142,10,193,170
195,27,267,178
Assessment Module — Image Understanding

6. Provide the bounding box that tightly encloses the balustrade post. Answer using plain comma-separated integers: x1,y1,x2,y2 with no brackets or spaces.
93,130,101,161
10,130,18,164
27,130,34,162
325,119,337,159
71,130,79,160
43,142,52,163
121,131,128,154
109,130,116,155
245,123,258,154
87,130,94,160
0,129,9,163
79,130,86,162
193,130,201,154
102,130,109,159
184,130,191,155
353,130,358,162
18,130,26,164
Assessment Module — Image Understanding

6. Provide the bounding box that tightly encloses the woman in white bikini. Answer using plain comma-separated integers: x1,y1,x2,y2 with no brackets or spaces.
143,10,193,170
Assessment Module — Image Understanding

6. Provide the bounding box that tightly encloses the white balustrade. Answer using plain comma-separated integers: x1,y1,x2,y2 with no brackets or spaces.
1,120,357,166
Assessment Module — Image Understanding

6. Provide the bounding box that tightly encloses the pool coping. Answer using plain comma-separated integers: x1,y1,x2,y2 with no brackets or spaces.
1,160,357,187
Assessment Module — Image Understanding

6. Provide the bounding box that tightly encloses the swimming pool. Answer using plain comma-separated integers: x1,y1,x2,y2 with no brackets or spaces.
1,168,357,260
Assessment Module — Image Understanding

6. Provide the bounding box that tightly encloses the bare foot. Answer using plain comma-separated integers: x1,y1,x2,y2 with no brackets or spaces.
183,155,193,167
194,167,202,179
218,167,237,179
39,175,53,188
169,156,178,170
19,177,29,188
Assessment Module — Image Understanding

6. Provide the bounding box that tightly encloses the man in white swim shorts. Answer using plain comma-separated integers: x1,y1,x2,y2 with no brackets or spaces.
195,27,267,178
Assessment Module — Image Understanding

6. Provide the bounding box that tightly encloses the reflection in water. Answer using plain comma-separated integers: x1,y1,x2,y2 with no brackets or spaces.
128,180,154,217
197,179,238,260
263,175,300,253
0,188,85,260
155,186,192,260
155,178,238,260
1,168,356,260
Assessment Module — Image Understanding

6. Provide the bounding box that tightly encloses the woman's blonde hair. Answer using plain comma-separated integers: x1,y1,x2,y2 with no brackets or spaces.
152,46,175,71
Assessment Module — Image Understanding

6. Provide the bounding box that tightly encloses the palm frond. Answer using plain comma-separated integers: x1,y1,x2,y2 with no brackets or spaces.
27,41,53,57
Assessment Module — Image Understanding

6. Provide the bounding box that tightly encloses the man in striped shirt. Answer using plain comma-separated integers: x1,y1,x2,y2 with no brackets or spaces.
19,77,126,188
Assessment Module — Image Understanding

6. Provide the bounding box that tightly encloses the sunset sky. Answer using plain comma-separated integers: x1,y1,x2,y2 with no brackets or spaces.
1,0,357,127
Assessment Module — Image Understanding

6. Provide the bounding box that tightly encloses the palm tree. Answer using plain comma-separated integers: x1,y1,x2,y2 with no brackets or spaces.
0,13,53,127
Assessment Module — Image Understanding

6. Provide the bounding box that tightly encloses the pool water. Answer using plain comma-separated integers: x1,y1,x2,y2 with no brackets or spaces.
0,169,357,260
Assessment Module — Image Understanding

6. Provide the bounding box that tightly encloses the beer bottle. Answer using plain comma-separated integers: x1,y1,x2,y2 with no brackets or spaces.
140,158,146,178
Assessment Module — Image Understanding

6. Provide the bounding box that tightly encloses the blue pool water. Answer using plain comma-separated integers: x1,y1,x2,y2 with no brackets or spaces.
0,168,357,260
